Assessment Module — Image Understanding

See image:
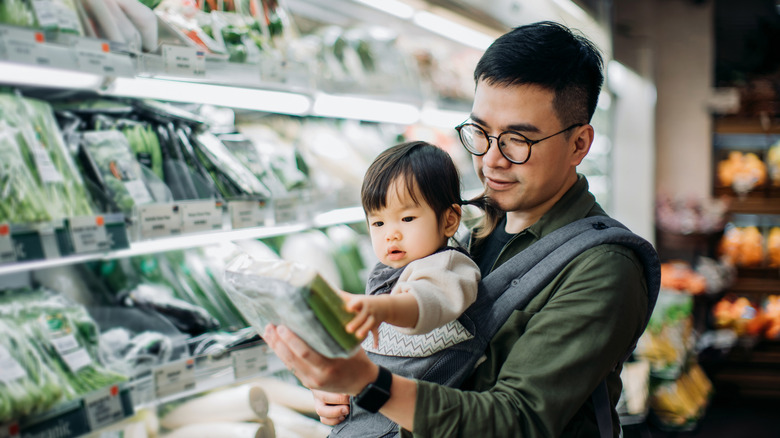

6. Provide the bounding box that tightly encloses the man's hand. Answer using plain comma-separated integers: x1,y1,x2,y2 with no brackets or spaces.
263,324,378,396
312,389,350,426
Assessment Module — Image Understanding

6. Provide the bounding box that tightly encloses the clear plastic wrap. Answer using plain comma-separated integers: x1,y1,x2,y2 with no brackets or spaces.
224,254,360,358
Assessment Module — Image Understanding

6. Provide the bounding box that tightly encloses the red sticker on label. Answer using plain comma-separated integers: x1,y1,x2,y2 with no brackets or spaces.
0,224,9,236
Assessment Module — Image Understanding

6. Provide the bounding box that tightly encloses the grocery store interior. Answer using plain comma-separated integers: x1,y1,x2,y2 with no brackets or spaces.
0,0,779,437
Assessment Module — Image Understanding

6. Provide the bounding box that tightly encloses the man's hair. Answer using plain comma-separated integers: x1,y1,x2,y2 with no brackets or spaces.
362,141,461,223
474,21,604,126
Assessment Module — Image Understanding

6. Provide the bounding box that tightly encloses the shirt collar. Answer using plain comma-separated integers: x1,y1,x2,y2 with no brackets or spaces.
526,174,598,240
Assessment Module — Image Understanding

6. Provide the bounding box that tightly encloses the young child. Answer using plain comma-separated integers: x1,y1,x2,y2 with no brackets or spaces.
331,141,481,438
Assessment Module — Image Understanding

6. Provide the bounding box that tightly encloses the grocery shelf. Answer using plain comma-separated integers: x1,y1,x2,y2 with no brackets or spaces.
0,206,365,277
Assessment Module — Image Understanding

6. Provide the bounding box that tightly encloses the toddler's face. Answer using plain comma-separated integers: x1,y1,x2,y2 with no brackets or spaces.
366,179,449,269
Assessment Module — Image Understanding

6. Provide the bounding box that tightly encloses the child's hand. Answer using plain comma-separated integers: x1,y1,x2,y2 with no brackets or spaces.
343,295,385,348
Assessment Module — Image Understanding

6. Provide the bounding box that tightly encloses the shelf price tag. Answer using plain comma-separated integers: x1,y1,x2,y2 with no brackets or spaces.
83,385,128,431
232,345,268,380
229,200,268,229
138,203,182,239
154,358,196,399
273,197,298,225
163,45,205,77
0,224,14,264
69,216,110,254
0,26,50,66
180,200,224,234
72,38,114,75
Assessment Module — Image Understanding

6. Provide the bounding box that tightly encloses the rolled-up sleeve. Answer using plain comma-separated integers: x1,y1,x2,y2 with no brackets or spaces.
393,250,480,335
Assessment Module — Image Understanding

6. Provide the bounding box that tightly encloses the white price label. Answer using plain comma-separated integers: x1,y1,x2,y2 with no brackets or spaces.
232,346,268,380
139,203,182,239
129,375,154,406
0,26,50,66
84,385,126,431
273,197,298,224
181,201,223,233
0,224,14,264
30,0,59,28
51,334,79,354
163,45,205,77
229,200,268,229
30,138,63,183
73,38,113,75
0,346,27,383
62,348,92,372
69,215,110,253
154,359,196,398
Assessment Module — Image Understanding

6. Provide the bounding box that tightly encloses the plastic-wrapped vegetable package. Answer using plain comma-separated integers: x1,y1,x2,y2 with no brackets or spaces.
21,97,96,218
0,319,65,422
0,121,52,223
10,291,128,398
79,130,169,216
224,253,361,358
0,0,36,27
193,131,271,199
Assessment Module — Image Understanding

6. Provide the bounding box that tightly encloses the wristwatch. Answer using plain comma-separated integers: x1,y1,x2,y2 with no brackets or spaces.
354,366,392,413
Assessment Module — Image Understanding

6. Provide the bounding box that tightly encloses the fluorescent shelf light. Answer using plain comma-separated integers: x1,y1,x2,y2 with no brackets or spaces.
0,61,104,90
353,0,414,19
104,77,312,116
313,93,421,124
412,11,494,51
420,106,469,128
552,0,588,20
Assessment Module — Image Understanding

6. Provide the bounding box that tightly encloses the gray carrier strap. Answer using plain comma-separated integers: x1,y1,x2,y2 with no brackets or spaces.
464,216,660,438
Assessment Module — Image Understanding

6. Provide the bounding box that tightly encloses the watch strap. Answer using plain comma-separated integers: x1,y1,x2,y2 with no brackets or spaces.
354,366,392,413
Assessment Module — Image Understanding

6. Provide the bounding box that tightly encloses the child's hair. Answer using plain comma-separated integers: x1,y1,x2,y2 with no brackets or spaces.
361,141,461,223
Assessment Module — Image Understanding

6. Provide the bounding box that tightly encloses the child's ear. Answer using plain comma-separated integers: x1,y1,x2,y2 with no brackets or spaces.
443,204,461,238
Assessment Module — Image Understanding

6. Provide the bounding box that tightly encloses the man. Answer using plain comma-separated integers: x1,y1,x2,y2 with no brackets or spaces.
264,21,652,437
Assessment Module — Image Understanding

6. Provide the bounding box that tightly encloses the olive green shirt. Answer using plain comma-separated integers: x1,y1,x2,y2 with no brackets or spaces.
408,175,649,437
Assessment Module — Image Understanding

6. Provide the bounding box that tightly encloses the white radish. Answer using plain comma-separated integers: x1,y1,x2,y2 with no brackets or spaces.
115,0,159,52
160,384,270,430
103,0,142,50
268,404,332,438
163,421,275,438
81,0,125,43
247,377,317,416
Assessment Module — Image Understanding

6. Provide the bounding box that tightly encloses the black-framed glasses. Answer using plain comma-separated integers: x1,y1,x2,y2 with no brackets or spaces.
455,121,584,164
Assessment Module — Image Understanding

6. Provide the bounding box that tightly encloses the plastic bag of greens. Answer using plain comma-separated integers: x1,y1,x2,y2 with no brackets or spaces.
193,131,271,199
224,253,360,358
22,97,95,218
79,130,160,216
0,122,52,223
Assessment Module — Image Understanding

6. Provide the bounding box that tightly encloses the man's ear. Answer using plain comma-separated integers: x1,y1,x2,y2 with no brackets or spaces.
443,204,462,238
570,124,594,166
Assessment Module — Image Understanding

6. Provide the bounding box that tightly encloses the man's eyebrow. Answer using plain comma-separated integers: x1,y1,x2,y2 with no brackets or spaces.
469,115,541,134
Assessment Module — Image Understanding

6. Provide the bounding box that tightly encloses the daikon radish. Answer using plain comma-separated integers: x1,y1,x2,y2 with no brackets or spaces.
81,0,125,43
163,421,275,438
115,0,159,52
103,0,142,49
160,384,269,430
247,377,317,416
268,404,332,438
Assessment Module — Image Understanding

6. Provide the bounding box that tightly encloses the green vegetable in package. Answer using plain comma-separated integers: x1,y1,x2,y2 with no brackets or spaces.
0,93,94,222
224,254,361,358
0,122,51,224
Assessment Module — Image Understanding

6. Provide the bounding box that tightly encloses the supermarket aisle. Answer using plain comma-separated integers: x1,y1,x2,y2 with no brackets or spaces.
624,395,780,438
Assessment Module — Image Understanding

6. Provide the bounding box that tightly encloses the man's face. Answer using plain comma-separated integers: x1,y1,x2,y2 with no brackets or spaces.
469,80,588,228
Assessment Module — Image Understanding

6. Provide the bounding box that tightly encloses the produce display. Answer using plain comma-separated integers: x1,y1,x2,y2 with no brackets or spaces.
0,289,127,423
718,224,766,267
634,290,695,379
716,150,767,195
649,363,712,430
769,140,780,187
